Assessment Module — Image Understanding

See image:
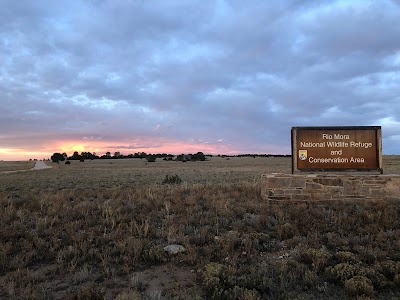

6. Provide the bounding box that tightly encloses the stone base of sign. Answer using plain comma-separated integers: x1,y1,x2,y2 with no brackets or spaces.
261,173,400,201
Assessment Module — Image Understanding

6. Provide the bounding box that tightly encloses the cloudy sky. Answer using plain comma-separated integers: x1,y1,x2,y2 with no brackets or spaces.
1,0,400,160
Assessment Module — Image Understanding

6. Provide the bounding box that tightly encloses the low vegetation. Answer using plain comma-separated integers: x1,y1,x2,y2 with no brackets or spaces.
0,156,399,299
0,161,35,173
162,174,182,185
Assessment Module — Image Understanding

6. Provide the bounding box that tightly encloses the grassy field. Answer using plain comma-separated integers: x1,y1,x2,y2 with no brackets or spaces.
0,156,399,299
0,161,35,173
0,156,292,192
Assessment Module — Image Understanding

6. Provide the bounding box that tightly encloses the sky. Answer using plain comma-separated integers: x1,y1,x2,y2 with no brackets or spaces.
1,0,400,160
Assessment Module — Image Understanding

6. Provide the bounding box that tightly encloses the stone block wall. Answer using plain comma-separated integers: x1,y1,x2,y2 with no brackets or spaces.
261,173,400,201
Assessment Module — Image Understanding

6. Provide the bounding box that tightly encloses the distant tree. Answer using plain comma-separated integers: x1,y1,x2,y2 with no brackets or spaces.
68,151,82,160
105,152,111,158
135,152,146,159
146,154,157,162
113,151,121,158
176,154,192,162
80,152,98,160
192,152,206,161
51,153,65,163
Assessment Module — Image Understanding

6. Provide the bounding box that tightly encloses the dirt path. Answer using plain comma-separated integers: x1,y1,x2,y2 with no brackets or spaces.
32,161,52,170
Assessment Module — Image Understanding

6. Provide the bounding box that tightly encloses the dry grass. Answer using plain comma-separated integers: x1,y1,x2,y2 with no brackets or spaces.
0,156,399,299
0,156,291,192
0,161,35,173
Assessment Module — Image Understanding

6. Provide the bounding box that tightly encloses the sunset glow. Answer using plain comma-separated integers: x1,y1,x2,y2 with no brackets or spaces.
0,135,291,161
0,148,50,161
2,140,241,161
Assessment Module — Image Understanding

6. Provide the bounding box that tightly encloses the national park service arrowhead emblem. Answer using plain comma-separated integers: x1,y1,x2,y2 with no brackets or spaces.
299,150,307,160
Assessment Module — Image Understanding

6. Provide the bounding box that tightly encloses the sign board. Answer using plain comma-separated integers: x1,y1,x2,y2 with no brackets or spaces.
291,126,382,173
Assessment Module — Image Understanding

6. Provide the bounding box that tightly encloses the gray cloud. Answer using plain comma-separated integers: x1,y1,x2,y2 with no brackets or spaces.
1,0,400,159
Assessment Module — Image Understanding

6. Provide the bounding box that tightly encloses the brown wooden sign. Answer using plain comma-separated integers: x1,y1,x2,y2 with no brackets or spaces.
291,126,382,173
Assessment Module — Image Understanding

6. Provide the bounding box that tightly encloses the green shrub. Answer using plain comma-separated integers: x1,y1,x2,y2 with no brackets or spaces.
304,270,318,287
335,251,358,263
249,232,270,251
162,174,182,185
277,223,296,240
344,276,373,296
298,247,329,272
375,260,400,280
203,263,224,291
328,262,378,287
65,283,105,300
116,289,142,300
203,263,264,299
329,263,360,283
214,286,261,300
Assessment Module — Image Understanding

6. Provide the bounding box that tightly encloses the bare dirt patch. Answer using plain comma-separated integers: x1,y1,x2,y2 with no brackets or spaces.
31,161,52,170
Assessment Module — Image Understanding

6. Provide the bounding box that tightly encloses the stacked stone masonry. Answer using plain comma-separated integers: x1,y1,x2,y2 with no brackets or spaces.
261,173,400,201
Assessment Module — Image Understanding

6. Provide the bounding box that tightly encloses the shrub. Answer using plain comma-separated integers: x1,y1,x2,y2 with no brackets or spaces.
375,260,400,280
329,263,360,283
328,263,377,286
203,263,223,291
394,274,400,287
344,276,374,296
217,286,261,300
298,247,329,272
162,174,182,185
65,283,105,300
304,270,318,287
202,263,263,300
115,289,142,300
277,223,296,240
335,251,357,263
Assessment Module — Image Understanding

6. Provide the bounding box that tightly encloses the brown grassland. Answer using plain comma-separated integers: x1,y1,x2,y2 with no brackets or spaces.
0,161,35,173
0,156,399,299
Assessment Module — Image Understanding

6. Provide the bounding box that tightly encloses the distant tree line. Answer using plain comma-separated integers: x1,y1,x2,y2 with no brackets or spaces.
49,151,290,163
212,154,291,158
235,154,291,158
